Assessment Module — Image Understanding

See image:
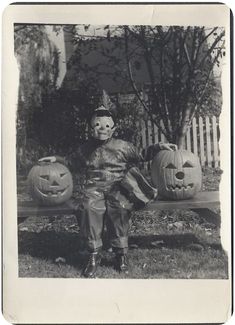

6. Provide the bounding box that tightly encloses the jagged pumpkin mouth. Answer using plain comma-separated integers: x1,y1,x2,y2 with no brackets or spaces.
167,183,194,191
37,186,69,197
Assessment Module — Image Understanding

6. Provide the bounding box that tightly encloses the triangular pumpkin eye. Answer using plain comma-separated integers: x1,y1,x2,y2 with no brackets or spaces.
60,173,67,178
165,163,177,169
40,175,49,180
183,161,194,168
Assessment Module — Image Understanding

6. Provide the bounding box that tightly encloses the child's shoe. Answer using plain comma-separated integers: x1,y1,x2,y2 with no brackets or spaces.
82,252,101,278
115,254,129,274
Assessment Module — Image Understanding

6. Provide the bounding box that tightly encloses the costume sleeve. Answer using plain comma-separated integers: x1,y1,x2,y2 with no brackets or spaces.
55,146,87,173
126,142,163,165
141,143,162,161
54,155,67,165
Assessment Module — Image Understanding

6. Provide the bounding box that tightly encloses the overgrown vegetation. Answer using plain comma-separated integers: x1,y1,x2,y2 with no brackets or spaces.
15,25,59,173
66,25,225,147
15,24,224,174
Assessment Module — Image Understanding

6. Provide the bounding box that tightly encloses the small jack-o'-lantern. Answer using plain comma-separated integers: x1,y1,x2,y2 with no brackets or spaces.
151,149,202,200
28,162,73,206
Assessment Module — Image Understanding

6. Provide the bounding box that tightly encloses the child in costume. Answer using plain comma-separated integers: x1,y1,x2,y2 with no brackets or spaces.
39,105,177,278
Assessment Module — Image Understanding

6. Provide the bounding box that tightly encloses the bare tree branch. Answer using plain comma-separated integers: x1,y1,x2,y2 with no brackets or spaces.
190,39,225,121
197,30,225,69
184,43,192,68
201,27,218,45
159,47,172,135
124,27,169,139
140,26,172,137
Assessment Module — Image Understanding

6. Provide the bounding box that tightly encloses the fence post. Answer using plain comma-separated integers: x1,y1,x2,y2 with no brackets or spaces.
186,125,192,152
150,120,155,145
141,119,147,149
205,116,212,167
199,117,206,166
140,114,219,168
147,119,153,145
192,118,198,156
153,123,159,144
160,120,166,143
212,116,219,167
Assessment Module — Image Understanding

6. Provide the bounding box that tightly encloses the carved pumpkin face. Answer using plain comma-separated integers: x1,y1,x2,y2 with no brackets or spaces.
151,150,202,200
28,162,73,206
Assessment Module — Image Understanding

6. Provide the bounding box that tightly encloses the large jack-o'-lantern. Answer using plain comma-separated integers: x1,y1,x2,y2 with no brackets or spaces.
151,149,202,200
28,162,73,206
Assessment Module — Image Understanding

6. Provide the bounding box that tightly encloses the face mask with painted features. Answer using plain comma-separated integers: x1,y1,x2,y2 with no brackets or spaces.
90,116,116,140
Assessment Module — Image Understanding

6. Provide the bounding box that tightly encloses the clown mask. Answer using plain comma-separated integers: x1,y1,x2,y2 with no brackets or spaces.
90,115,116,141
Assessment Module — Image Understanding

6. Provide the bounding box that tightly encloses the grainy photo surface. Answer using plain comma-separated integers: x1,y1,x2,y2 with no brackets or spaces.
15,23,228,279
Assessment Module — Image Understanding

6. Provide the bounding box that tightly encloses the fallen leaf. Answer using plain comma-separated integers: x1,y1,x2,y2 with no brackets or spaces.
173,221,184,229
129,244,139,249
20,227,29,232
68,224,76,228
151,240,164,247
187,243,204,251
55,257,66,263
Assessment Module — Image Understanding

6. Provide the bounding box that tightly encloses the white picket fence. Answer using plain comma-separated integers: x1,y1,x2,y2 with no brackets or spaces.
140,116,220,167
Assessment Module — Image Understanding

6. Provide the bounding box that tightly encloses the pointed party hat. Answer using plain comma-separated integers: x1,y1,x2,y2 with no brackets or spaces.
95,90,113,112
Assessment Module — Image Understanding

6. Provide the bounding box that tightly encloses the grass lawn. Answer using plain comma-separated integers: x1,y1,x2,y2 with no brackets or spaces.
17,167,228,279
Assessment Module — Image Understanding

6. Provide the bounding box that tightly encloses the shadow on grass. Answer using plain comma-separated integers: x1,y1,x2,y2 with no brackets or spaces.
18,231,85,270
18,230,223,270
129,234,222,250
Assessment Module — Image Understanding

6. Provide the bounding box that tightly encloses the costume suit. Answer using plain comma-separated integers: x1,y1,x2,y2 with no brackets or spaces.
57,137,161,253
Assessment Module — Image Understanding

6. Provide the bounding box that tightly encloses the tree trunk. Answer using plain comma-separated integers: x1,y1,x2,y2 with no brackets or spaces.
177,135,185,150
176,102,192,149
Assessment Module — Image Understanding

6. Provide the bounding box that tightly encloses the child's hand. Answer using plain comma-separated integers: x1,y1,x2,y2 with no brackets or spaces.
159,143,178,151
38,156,56,163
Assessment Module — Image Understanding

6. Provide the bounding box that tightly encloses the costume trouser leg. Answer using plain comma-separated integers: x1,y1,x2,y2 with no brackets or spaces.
105,186,134,254
78,188,106,252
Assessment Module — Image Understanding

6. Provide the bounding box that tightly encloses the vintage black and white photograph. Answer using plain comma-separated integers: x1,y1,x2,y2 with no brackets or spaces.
14,22,229,279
